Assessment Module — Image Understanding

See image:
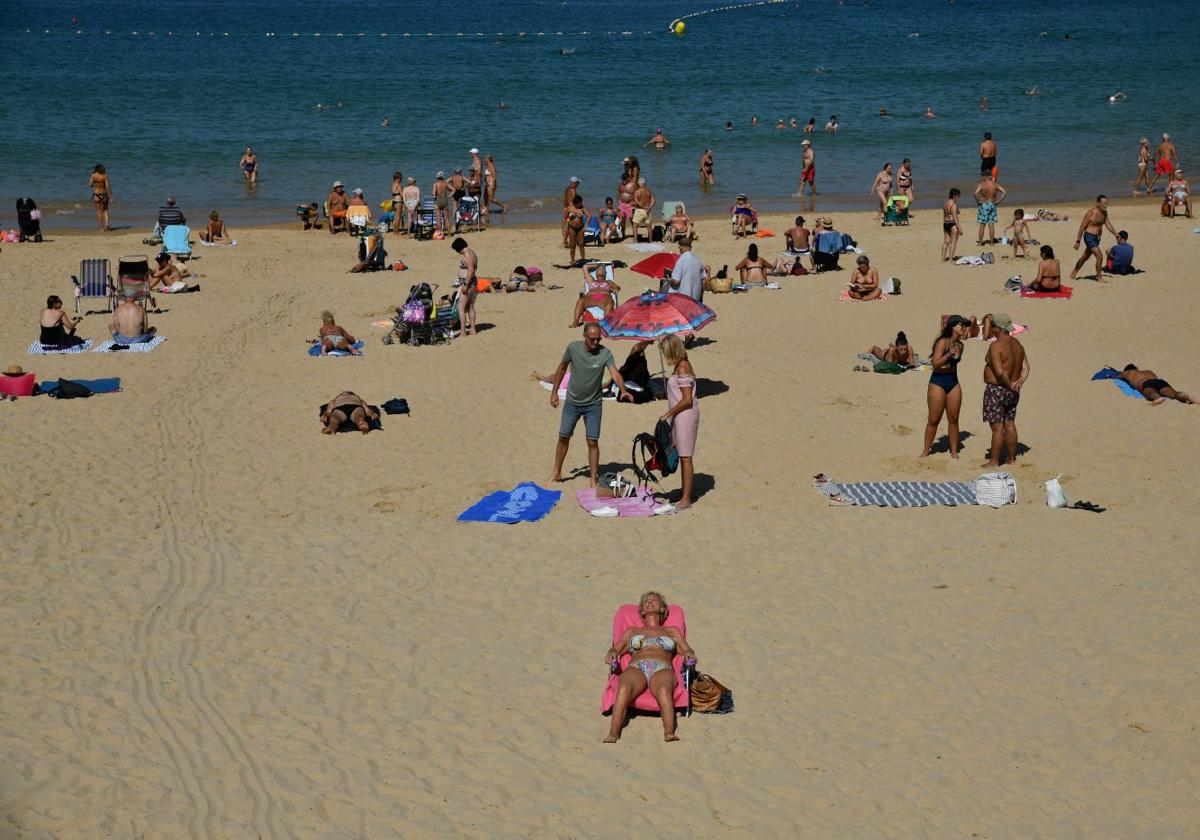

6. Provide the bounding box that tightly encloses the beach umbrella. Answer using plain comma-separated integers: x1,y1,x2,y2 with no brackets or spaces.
599,291,715,341
629,252,679,281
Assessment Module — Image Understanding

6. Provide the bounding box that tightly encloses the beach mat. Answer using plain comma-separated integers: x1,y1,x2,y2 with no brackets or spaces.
38,377,122,396
1020,285,1072,299
813,473,979,507
458,482,561,524
575,486,662,517
308,340,364,357
94,336,167,353
1092,367,1144,399
27,339,93,355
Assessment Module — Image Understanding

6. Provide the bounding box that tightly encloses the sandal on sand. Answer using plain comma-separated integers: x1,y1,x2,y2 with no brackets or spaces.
1071,500,1106,513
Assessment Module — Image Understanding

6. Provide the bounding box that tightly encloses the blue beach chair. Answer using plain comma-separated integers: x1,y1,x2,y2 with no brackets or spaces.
71,258,114,315
162,225,192,260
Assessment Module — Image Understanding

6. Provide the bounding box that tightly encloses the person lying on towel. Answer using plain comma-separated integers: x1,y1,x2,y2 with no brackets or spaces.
317,310,360,355
149,253,199,294
321,391,379,434
1119,365,1195,405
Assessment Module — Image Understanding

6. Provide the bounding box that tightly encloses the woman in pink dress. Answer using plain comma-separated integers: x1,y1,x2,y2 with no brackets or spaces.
658,335,699,510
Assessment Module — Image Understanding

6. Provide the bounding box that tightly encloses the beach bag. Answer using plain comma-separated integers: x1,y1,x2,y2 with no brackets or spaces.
872,360,904,374
690,672,734,714
972,472,1017,507
882,277,901,294
597,471,637,499
632,420,679,484
1044,474,1068,508
51,378,93,399
401,301,426,324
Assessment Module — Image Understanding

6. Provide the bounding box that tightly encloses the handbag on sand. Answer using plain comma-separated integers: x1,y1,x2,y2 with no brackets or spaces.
690,672,734,714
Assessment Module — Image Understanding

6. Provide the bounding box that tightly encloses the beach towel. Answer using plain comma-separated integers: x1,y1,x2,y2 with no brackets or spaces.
813,473,985,507
308,340,364,356
27,339,93,355
94,336,167,353
1092,367,1145,399
839,290,887,302
625,242,666,253
38,377,122,396
955,255,986,266
575,486,663,517
538,371,570,399
458,482,561,524
1020,285,1072,299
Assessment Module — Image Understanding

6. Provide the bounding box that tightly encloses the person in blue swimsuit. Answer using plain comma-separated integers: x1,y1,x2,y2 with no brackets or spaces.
920,315,970,459
603,591,696,743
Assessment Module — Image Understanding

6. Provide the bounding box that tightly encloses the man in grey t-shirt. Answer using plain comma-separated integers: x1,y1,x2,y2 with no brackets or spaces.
665,236,704,302
548,323,633,489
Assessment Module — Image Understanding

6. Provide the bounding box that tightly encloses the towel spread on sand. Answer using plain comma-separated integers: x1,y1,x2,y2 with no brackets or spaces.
813,473,978,507
94,336,167,353
38,377,122,395
1092,367,1145,399
27,339,93,355
458,482,562,523
1020,285,1072,299
308,340,364,356
625,242,666,253
839,290,887,302
575,486,662,517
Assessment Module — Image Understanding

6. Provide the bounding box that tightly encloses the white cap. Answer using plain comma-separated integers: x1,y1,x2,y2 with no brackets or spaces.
332,180,343,188
469,147,479,154
353,187,363,195
801,139,811,146
570,176,580,183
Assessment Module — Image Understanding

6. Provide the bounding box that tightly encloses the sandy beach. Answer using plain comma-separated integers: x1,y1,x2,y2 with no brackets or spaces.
2,201,1198,837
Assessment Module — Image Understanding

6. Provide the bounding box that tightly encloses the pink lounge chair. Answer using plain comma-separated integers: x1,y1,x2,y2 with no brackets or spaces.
601,603,690,716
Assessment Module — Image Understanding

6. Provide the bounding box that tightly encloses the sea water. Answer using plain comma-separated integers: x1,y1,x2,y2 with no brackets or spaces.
1,0,1196,229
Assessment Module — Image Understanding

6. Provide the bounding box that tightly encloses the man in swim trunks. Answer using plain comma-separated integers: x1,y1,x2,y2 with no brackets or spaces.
1070,195,1118,280
1118,365,1195,405
402,177,420,234
326,181,349,235
631,178,655,243
979,131,997,176
617,174,635,233
433,172,451,233
1165,169,1192,218
973,173,1007,246
1148,132,1179,194
981,313,1029,467
110,294,156,344
799,139,816,197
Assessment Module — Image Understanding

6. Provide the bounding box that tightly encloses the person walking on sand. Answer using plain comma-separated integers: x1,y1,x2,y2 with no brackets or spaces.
452,238,479,336
974,173,1007,245
920,314,970,459
699,149,714,187
562,176,581,246
658,335,699,510
548,324,633,490
1133,137,1151,194
942,188,962,261
870,163,894,219
1070,195,1118,280
981,314,1029,468
89,164,112,231
1148,132,1179,193
799,139,816,197
979,131,997,176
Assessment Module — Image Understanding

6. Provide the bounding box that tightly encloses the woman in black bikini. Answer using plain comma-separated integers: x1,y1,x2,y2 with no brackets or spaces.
942,188,961,261
920,315,970,459
563,195,590,264
320,392,378,434
89,164,112,231
897,158,913,206
39,295,86,349
1030,245,1061,291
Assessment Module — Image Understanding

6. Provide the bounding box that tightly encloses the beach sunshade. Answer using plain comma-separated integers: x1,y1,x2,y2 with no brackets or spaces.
599,292,715,340
629,253,679,281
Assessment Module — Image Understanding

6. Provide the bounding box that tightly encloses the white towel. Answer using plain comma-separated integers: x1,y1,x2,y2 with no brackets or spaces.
625,242,665,253
93,336,167,353
28,339,93,355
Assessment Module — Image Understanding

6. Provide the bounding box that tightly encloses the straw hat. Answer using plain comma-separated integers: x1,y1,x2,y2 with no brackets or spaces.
3,365,26,377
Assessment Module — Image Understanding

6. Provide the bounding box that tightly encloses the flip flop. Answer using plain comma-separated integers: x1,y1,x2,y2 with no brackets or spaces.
1070,500,1106,513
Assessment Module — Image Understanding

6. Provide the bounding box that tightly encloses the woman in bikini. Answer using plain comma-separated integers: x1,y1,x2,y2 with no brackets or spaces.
563,195,590,264
667,202,693,241
699,148,714,187
390,170,404,229
617,169,636,232
868,331,915,368
89,164,112,230
897,158,914,207
870,162,893,219
239,147,258,184
571,261,620,327
734,243,772,285
920,315,970,459
1030,245,1061,291
942,188,962,262
39,295,87,349
199,210,231,243
320,391,378,434
1133,138,1151,194
452,237,479,336
603,591,696,742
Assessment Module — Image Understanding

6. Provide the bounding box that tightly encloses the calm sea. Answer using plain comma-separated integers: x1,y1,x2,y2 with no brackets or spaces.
1,0,1197,229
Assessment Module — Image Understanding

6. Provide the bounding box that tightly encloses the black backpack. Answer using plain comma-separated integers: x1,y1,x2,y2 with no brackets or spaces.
50,378,93,399
632,420,679,485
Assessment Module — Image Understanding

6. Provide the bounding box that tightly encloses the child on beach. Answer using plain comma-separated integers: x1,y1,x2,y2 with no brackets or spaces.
1005,209,1030,259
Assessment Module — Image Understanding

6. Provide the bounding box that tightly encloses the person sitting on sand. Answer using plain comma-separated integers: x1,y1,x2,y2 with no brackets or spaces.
1118,365,1195,405
298,202,321,230
39,295,86,349
1165,169,1192,218
320,391,379,434
504,265,542,293
317,310,360,355
1004,208,1031,259
110,293,155,344
731,194,757,237
667,202,694,242
786,215,810,255
571,262,620,327
868,331,915,367
734,243,772,285
149,253,199,294
199,210,232,244
1106,232,1136,275
603,591,696,743
1030,245,1062,292
848,254,882,300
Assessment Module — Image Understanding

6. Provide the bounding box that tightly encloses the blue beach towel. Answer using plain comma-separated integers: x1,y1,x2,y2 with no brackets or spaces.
1092,367,1144,399
308,340,364,356
38,377,122,395
458,482,562,524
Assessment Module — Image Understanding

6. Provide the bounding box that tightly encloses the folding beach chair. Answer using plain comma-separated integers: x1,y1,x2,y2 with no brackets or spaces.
72,258,114,315
582,214,603,247
601,603,692,718
116,255,154,310
162,225,191,260
346,206,371,235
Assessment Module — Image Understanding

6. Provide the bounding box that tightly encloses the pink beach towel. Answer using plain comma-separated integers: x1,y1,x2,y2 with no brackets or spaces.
839,289,888,302
576,486,660,517
1020,285,1072,299
601,604,689,714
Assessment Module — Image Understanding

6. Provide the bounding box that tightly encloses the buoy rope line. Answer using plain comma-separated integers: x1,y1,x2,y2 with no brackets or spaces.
669,0,786,32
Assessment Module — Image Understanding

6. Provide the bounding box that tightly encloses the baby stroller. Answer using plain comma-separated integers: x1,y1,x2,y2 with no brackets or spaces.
16,198,43,242
455,195,482,232
391,282,460,345
882,197,910,226
413,198,438,240
352,227,388,272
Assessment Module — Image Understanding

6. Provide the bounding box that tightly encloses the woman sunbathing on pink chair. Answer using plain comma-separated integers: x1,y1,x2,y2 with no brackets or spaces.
603,591,696,742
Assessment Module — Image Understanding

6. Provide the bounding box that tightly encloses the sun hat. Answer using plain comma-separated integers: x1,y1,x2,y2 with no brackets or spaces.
570,176,580,183
819,216,832,225
332,180,343,188
3,365,26,377
353,187,363,195
992,313,1014,333
469,147,479,154
801,139,811,145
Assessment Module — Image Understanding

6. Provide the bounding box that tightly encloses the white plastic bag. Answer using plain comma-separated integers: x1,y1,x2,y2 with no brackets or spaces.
1044,474,1068,508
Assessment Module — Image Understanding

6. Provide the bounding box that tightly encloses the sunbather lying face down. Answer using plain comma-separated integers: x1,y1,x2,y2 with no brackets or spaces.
1119,365,1195,405
321,391,378,434
603,591,696,743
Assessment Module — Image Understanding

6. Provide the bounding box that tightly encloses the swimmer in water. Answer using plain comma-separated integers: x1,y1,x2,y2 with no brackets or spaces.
1024,85,1040,96
643,128,670,149
775,119,786,129
979,95,988,111
789,117,798,128
1109,91,1126,103
381,118,390,127
924,106,936,118
725,121,734,131
750,116,759,126
879,107,889,117
499,101,507,109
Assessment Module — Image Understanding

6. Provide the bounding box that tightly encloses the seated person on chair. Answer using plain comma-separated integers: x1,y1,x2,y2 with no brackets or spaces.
868,330,915,367
734,243,772,284
603,591,696,743
39,295,87,349
1030,245,1062,291
731,194,756,237
1118,365,1194,405
320,391,379,434
317,310,360,355
327,182,349,234
110,293,156,344
571,262,620,327
667,203,694,242
155,196,186,235
149,253,199,293
847,254,882,300
1165,170,1192,218
1105,231,1136,275
199,210,232,243
598,197,620,244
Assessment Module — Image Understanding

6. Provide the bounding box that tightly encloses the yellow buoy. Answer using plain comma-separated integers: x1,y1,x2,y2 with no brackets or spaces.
672,20,685,36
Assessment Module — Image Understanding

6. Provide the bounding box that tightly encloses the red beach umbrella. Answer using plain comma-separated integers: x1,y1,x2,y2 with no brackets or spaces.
629,252,679,281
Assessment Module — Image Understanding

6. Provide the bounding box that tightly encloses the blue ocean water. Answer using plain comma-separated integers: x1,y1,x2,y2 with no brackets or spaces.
1,0,1197,229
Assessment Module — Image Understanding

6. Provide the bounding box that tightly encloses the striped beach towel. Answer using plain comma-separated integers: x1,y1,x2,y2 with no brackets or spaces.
93,336,167,353
813,473,977,507
27,339,93,355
